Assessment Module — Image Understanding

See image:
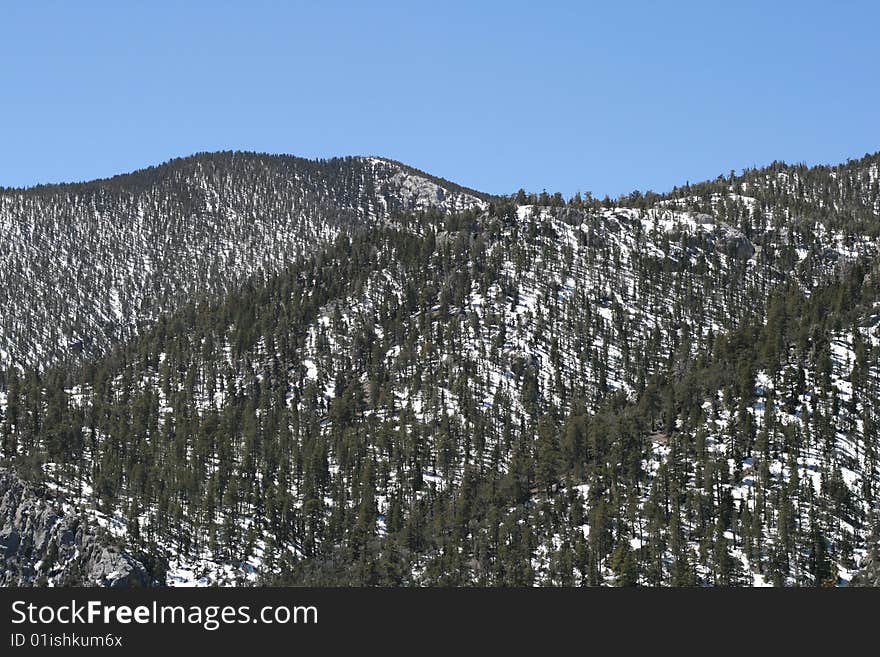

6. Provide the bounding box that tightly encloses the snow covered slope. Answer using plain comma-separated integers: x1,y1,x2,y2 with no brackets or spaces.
0,152,487,372
1,151,879,586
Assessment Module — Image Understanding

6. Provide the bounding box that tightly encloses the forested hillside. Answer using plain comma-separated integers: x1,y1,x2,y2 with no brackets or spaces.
0,152,487,371
1,152,878,586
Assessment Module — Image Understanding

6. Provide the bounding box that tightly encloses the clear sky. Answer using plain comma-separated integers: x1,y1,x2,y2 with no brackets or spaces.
2,1,878,198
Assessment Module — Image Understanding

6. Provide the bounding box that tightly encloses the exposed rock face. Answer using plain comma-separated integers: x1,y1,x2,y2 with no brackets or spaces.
725,234,756,260
850,549,880,587
0,469,159,587
711,222,756,260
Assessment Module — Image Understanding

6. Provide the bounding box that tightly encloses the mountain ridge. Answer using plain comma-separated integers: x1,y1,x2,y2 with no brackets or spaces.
0,151,495,204
1,149,879,587
0,152,488,372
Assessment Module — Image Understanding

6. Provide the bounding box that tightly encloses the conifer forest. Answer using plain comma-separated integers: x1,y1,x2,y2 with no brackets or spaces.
1,151,879,587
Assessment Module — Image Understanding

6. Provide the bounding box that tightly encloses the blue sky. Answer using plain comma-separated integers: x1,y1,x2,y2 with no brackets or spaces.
2,1,878,198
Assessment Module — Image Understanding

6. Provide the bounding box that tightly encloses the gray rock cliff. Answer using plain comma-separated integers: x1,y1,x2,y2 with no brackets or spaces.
0,469,160,587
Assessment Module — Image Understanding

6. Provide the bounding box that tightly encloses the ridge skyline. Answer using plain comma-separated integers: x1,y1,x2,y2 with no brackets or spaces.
4,146,880,201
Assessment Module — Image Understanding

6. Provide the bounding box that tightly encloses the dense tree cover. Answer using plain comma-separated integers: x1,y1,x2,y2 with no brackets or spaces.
0,152,486,372
1,153,879,586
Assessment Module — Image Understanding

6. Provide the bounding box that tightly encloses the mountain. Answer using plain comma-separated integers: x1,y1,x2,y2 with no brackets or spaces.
1,151,879,586
0,468,159,586
0,152,488,371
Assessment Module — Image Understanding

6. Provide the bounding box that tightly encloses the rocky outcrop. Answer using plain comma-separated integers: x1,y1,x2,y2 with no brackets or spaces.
716,225,755,260
850,549,880,587
0,469,159,587
724,234,756,260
